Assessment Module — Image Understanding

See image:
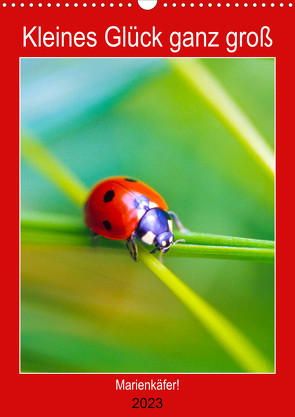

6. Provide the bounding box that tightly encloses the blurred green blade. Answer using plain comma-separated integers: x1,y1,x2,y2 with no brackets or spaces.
22,132,88,206
170,58,274,178
140,247,273,373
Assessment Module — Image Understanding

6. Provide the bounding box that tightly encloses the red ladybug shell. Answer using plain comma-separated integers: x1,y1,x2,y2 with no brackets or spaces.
84,176,168,240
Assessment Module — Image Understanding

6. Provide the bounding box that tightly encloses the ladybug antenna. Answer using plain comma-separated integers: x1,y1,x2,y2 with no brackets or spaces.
173,239,185,245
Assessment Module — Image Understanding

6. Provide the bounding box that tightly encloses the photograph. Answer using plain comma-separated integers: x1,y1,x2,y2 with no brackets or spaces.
21,57,275,374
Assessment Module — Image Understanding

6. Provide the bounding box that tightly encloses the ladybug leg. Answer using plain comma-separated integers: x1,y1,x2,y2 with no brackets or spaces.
90,231,100,247
150,248,163,263
168,211,189,233
126,235,138,262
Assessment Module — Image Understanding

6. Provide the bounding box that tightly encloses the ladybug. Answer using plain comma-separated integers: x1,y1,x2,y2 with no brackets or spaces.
84,176,186,261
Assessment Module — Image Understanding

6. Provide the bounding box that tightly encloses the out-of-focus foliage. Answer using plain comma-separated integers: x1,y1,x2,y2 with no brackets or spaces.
21,58,274,373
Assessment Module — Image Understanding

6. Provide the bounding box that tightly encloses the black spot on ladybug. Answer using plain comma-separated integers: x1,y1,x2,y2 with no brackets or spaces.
104,189,115,203
103,220,112,230
125,178,137,182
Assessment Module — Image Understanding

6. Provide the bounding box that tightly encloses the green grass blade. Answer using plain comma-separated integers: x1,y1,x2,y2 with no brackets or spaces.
168,244,274,262
21,226,274,262
21,212,86,233
21,212,274,248
21,212,274,262
21,132,88,206
140,246,273,373
169,59,274,178
21,213,274,262
174,231,274,248
21,229,90,247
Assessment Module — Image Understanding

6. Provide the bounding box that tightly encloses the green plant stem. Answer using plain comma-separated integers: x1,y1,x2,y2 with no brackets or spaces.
21,212,274,248
175,231,274,248
21,229,90,247
21,212,86,233
167,244,274,262
21,213,274,262
140,246,273,373
169,59,275,179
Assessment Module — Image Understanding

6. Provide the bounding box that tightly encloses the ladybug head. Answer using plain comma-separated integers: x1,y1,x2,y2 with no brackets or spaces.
154,231,174,253
136,208,184,256
136,208,173,252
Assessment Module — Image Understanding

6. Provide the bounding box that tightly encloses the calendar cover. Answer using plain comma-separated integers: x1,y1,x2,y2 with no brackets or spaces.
1,1,291,414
